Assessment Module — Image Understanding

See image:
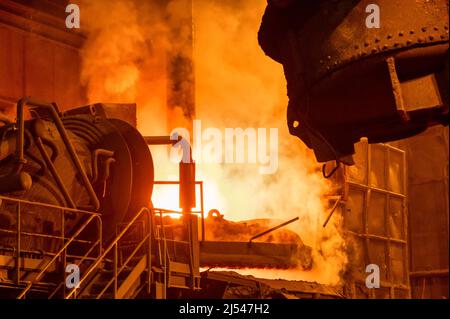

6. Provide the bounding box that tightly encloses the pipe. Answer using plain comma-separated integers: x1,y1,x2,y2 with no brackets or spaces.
249,216,300,243
24,130,47,175
92,149,115,183
41,137,59,162
322,196,342,227
16,98,27,165
145,134,197,283
143,135,180,145
0,114,30,191
14,97,99,210
35,137,76,208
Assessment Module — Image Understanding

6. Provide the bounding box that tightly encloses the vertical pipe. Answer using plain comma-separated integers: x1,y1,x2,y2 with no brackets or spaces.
385,147,392,294
61,208,66,298
365,142,373,298
16,99,25,163
47,104,100,210
163,228,167,299
200,182,205,242
403,144,411,298
16,202,21,285
159,210,167,299
35,137,76,208
114,244,118,299
147,208,152,295
98,216,102,258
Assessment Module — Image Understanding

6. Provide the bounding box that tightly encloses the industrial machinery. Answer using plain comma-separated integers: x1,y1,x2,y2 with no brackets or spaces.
0,97,316,299
259,0,449,164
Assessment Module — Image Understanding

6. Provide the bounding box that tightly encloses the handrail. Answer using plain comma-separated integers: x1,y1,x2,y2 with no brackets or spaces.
0,195,99,216
96,232,151,298
152,180,205,242
47,237,102,299
155,209,169,297
65,207,151,299
0,195,101,299
17,213,101,299
0,228,98,244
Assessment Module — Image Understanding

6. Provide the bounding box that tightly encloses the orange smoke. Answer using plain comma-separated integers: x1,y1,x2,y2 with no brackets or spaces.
79,0,347,286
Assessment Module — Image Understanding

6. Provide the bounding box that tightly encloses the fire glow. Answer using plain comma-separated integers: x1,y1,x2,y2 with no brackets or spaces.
79,0,348,286
168,120,279,175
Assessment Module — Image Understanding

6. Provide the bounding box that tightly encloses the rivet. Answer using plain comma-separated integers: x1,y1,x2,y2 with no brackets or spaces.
382,44,388,50
387,34,392,39
375,38,380,43
434,26,439,31
421,27,427,32
429,35,434,40
417,37,423,43
354,45,359,50
327,55,332,60
364,42,369,47
394,42,400,47
319,60,324,64
371,48,377,54
441,34,447,39
409,30,415,35
444,25,449,30
399,32,404,37
406,40,412,45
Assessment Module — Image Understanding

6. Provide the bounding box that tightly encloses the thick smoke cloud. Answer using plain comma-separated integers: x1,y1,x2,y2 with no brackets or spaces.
79,0,347,285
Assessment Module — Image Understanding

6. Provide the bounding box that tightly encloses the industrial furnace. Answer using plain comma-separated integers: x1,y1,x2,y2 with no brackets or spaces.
0,0,448,300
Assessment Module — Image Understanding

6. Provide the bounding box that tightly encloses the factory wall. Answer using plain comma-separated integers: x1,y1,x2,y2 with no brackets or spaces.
0,0,86,118
394,126,449,298
0,0,448,300
335,140,410,298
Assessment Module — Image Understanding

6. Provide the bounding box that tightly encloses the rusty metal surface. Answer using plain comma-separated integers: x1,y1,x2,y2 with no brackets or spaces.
329,140,410,298
297,0,449,83
259,0,449,163
199,241,312,269
198,270,343,299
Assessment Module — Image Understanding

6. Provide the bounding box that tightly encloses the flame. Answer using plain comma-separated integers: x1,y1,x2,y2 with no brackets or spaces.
79,0,348,286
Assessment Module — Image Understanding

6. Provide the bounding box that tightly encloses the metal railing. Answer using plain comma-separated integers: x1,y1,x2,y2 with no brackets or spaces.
153,180,206,242
0,196,102,299
65,207,153,299
0,177,206,298
153,207,201,291
95,210,153,299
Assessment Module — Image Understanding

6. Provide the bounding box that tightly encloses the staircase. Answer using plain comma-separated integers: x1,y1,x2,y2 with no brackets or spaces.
61,206,201,299
0,195,103,299
0,194,201,299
